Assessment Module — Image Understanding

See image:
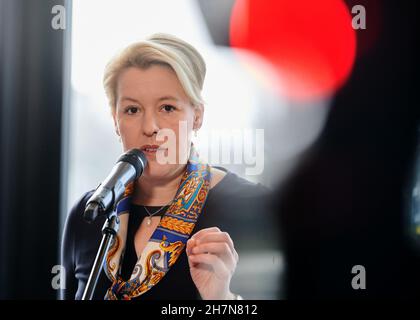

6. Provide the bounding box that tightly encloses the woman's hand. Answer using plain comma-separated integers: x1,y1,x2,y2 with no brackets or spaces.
186,227,239,300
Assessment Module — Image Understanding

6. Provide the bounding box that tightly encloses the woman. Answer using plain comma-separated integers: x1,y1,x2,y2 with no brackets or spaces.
61,33,271,300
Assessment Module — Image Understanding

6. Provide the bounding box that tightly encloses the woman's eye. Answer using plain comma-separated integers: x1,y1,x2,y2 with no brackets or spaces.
125,106,139,115
161,105,176,113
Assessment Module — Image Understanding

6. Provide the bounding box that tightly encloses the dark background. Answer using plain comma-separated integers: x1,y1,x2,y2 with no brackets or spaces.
0,0,418,299
275,0,420,298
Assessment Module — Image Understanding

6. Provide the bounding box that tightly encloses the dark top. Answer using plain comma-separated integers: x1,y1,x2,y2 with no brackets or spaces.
60,168,276,300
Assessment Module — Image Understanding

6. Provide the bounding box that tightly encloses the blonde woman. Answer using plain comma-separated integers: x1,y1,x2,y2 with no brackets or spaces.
61,33,270,300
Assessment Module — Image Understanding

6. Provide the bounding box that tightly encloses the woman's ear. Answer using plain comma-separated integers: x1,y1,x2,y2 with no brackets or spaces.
193,104,204,130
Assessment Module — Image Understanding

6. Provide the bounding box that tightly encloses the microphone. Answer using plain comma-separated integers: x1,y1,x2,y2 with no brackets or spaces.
83,149,147,222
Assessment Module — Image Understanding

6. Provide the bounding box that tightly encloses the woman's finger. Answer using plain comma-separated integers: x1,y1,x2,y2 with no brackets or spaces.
196,232,238,262
191,227,221,241
192,242,236,269
188,253,231,279
186,238,196,256
193,242,230,255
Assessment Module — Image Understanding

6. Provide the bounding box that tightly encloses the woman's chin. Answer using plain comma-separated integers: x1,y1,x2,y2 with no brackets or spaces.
140,163,182,181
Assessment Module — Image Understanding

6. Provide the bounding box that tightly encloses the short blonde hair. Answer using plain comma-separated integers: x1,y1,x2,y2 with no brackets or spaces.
103,33,206,110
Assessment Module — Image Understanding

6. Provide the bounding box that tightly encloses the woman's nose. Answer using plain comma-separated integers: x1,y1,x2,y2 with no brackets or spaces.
141,110,160,137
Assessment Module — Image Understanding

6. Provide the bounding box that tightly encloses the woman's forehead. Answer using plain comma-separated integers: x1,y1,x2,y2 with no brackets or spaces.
116,66,186,102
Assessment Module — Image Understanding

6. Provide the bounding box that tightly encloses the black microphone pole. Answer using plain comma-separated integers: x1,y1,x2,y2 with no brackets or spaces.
82,208,119,300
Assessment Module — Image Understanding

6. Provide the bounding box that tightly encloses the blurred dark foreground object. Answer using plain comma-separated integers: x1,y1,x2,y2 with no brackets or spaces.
275,0,420,299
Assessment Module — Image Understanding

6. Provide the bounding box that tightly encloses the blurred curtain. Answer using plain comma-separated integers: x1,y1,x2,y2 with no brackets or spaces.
0,0,67,299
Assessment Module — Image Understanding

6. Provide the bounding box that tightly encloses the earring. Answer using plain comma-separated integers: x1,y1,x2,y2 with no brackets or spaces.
194,129,198,138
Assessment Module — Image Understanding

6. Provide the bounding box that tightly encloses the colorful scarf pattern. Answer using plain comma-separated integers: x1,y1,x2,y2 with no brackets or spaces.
104,147,211,300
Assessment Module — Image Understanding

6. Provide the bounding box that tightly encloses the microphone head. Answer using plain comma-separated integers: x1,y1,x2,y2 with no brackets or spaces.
117,149,147,179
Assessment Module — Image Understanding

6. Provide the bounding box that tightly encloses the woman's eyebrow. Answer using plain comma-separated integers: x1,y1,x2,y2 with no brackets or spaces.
120,96,141,104
120,96,178,103
156,95,178,102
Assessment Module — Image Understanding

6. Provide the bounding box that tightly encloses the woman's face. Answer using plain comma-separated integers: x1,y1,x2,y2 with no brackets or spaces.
113,65,203,181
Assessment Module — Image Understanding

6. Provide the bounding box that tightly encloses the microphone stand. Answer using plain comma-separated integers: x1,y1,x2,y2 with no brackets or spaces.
82,208,120,300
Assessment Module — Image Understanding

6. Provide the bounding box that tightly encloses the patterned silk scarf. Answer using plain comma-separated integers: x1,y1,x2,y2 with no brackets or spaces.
104,146,211,300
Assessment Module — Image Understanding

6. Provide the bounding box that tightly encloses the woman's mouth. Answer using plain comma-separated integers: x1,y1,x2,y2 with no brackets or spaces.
140,145,167,154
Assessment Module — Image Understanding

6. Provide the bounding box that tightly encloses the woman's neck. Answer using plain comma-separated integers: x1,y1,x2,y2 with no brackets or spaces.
132,165,186,206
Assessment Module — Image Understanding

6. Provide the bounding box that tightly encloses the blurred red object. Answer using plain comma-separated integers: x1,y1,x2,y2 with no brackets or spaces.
230,0,357,101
